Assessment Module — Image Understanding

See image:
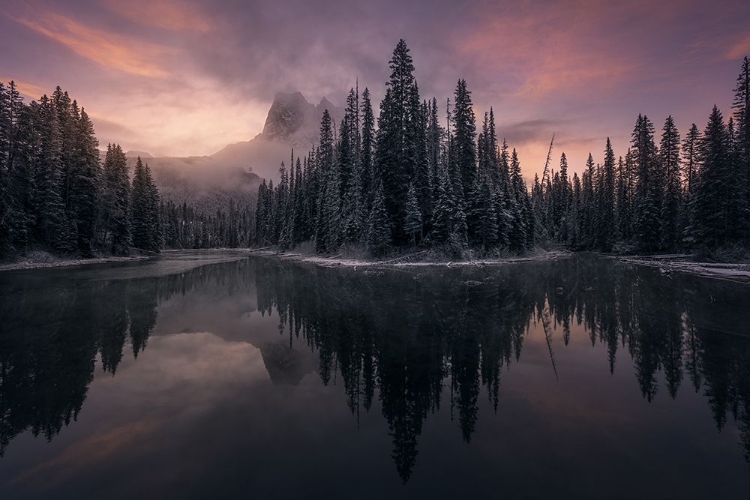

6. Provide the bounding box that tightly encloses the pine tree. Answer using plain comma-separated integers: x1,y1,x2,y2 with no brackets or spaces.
632,114,661,252
33,95,66,251
694,106,732,249
101,144,131,254
451,79,477,202
581,153,596,247
431,172,454,244
732,56,750,242
507,149,527,252
374,40,421,245
361,87,375,211
131,157,160,252
315,110,335,252
367,182,391,256
404,182,422,245
660,116,682,251
598,139,617,251
71,108,100,256
470,175,498,251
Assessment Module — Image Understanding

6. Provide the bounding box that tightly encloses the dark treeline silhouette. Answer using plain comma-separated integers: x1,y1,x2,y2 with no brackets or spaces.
253,40,535,257
0,83,162,258
254,41,750,258
160,198,255,250
534,58,750,255
1,257,749,481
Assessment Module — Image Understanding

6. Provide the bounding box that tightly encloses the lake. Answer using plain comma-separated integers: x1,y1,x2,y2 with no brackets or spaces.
1,251,749,499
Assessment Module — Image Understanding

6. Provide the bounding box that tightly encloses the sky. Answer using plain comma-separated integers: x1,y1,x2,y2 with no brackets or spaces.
2,0,750,178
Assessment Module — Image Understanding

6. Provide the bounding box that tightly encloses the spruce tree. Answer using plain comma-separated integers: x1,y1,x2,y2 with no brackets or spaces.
451,79,477,202
367,182,391,256
694,106,731,249
101,144,131,254
471,175,498,251
131,157,160,252
374,40,421,245
71,108,100,256
404,182,422,246
732,56,750,242
599,139,617,251
632,114,661,252
659,116,682,251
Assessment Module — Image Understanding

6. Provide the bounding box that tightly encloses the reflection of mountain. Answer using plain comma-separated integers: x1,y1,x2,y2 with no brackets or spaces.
259,342,317,386
1,255,750,483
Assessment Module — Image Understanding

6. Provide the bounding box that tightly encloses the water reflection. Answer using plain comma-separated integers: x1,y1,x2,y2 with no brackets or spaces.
256,256,750,481
1,254,749,490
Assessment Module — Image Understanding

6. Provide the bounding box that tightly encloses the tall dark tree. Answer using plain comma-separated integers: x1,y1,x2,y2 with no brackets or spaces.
100,144,131,254
693,106,732,248
404,182,422,245
632,114,661,252
131,157,160,252
732,56,750,242
70,108,100,256
660,116,682,251
598,138,616,251
451,79,477,202
374,40,422,245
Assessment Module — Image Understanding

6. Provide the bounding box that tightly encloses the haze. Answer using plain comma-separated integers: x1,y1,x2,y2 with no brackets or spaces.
2,0,749,176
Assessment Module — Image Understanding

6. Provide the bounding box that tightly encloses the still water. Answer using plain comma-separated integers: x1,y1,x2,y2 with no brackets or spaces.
1,251,749,499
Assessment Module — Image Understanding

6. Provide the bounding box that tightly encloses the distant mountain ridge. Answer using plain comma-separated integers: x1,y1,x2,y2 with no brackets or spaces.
101,92,342,212
209,92,343,179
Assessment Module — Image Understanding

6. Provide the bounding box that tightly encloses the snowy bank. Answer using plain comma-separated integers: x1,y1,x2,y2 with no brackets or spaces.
618,255,750,283
0,253,151,273
248,249,572,269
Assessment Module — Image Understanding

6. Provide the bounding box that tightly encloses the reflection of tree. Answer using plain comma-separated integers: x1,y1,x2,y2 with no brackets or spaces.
256,256,750,483
2,255,750,484
0,260,251,457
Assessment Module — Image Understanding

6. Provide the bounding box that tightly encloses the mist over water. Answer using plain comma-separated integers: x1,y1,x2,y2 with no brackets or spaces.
1,253,749,499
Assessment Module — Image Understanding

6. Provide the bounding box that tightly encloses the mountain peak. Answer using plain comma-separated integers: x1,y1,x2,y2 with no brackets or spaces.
260,90,343,146
262,92,312,140
125,150,153,159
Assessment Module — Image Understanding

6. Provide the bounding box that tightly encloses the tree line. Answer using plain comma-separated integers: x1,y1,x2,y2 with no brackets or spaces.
0,84,162,259
255,41,750,258
533,58,750,255
254,40,535,257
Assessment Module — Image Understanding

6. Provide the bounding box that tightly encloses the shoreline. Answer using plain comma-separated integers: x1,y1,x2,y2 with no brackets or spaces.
3,248,749,282
0,255,152,273
247,248,573,268
616,255,750,283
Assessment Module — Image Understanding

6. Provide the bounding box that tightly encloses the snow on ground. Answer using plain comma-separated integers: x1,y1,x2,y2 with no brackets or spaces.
249,249,572,269
618,255,750,283
0,254,151,272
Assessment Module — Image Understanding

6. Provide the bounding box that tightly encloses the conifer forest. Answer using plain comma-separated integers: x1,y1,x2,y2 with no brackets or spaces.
2,41,749,261
254,41,750,259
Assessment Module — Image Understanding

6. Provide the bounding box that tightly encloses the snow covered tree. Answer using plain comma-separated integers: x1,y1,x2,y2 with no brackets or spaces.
404,182,422,246
659,116,681,251
101,144,131,254
693,106,732,248
367,182,391,256
374,39,422,245
451,79,477,202
632,114,661,252
598,138,616,251
70,108,100,256
131,157,160,252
